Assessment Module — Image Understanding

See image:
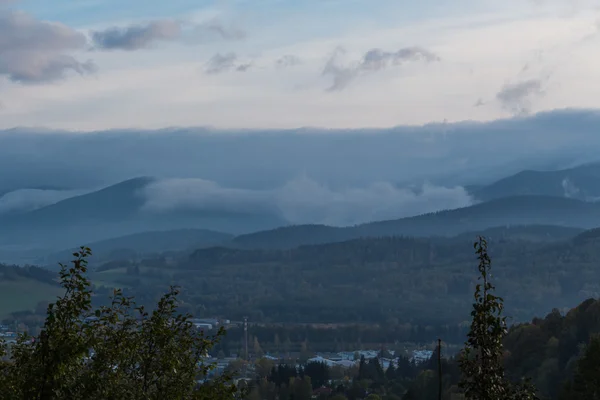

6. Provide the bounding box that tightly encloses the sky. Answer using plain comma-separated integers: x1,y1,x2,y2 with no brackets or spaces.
2,0,600,130
4,0,600,228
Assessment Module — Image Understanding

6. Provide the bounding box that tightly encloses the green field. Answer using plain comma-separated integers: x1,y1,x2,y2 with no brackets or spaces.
0,265,175,319
0,278,64,319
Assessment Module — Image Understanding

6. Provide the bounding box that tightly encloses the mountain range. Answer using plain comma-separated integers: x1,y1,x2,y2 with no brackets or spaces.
3,162,600,262
231,196,600,249
0,177,284,250
468,161,600,201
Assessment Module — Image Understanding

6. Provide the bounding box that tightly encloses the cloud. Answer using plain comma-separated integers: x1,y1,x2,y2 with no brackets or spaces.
91,19,182,51
197,20,246,41
3,2,600,129
205,53,250,74
91,19,246,51
322,47,357,91
276,55,302,68
0,188,87,214
323,46,439,91
3,110,600,196
141,177,473,226
496,79,545,115
272,177,472,226
361,47,439,71
236,63,252,72
205,53,236,74
142,178,269,215
0,10,95,83
561,177,580,199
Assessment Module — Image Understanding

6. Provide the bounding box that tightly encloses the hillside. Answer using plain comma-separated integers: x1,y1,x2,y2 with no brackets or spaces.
232,196,600,249
471,161,600,201
2,177,154,222
494,297,600,398
5,161,600,254
83,226,600,327
44,228,234,265
451,225,583,242
0,177,285,250
5,224,600,335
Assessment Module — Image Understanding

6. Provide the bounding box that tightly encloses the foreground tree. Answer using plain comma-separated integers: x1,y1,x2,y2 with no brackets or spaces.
559,334,600,400
459,237,537,400
0,247,237,400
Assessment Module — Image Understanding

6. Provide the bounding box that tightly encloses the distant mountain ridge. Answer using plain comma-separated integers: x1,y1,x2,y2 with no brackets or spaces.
187,225,585,269
0,177,285,249
4,160,600,255
232,195,600,249
44,228,234,265
471,161,600,201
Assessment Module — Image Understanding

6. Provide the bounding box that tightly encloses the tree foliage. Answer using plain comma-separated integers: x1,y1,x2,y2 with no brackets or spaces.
459,237,538,400
559,334,600,400
0,247,237,400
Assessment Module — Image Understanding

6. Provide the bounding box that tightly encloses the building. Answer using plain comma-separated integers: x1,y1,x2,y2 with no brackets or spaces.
192,318,220,326
411,350,434,364
194,323,213,331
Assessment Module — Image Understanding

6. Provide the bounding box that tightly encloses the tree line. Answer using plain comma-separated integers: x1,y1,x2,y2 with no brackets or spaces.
84,231,600,328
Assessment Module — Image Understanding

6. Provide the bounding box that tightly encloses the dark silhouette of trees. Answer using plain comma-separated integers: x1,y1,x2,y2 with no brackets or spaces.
0,247,237,400
459,237,537,400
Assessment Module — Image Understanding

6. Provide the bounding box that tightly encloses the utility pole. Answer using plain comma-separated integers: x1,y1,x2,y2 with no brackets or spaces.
243,316,249,379
438,338,442,400
244,316,248,361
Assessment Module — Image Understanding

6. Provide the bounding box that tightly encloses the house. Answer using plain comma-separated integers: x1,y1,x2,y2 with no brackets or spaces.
194,323,213,331
336,350,379,361
411,350,434,364
193,318,220,326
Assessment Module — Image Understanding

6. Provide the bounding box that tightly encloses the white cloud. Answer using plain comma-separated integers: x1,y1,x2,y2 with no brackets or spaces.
2,0,600,129
2,109,600,200
272,177,473,226
496,79,545,115
141,177,474,226
561,178,580,199
0,10,95,83
322,46,440,91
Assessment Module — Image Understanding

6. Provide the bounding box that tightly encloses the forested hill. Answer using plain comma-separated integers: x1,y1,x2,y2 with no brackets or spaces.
81,226,600,327
4,223,600,329
188,229,576,268
232,196,597,249
187,236,453,268
45,228,234,265
488,297,600,398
